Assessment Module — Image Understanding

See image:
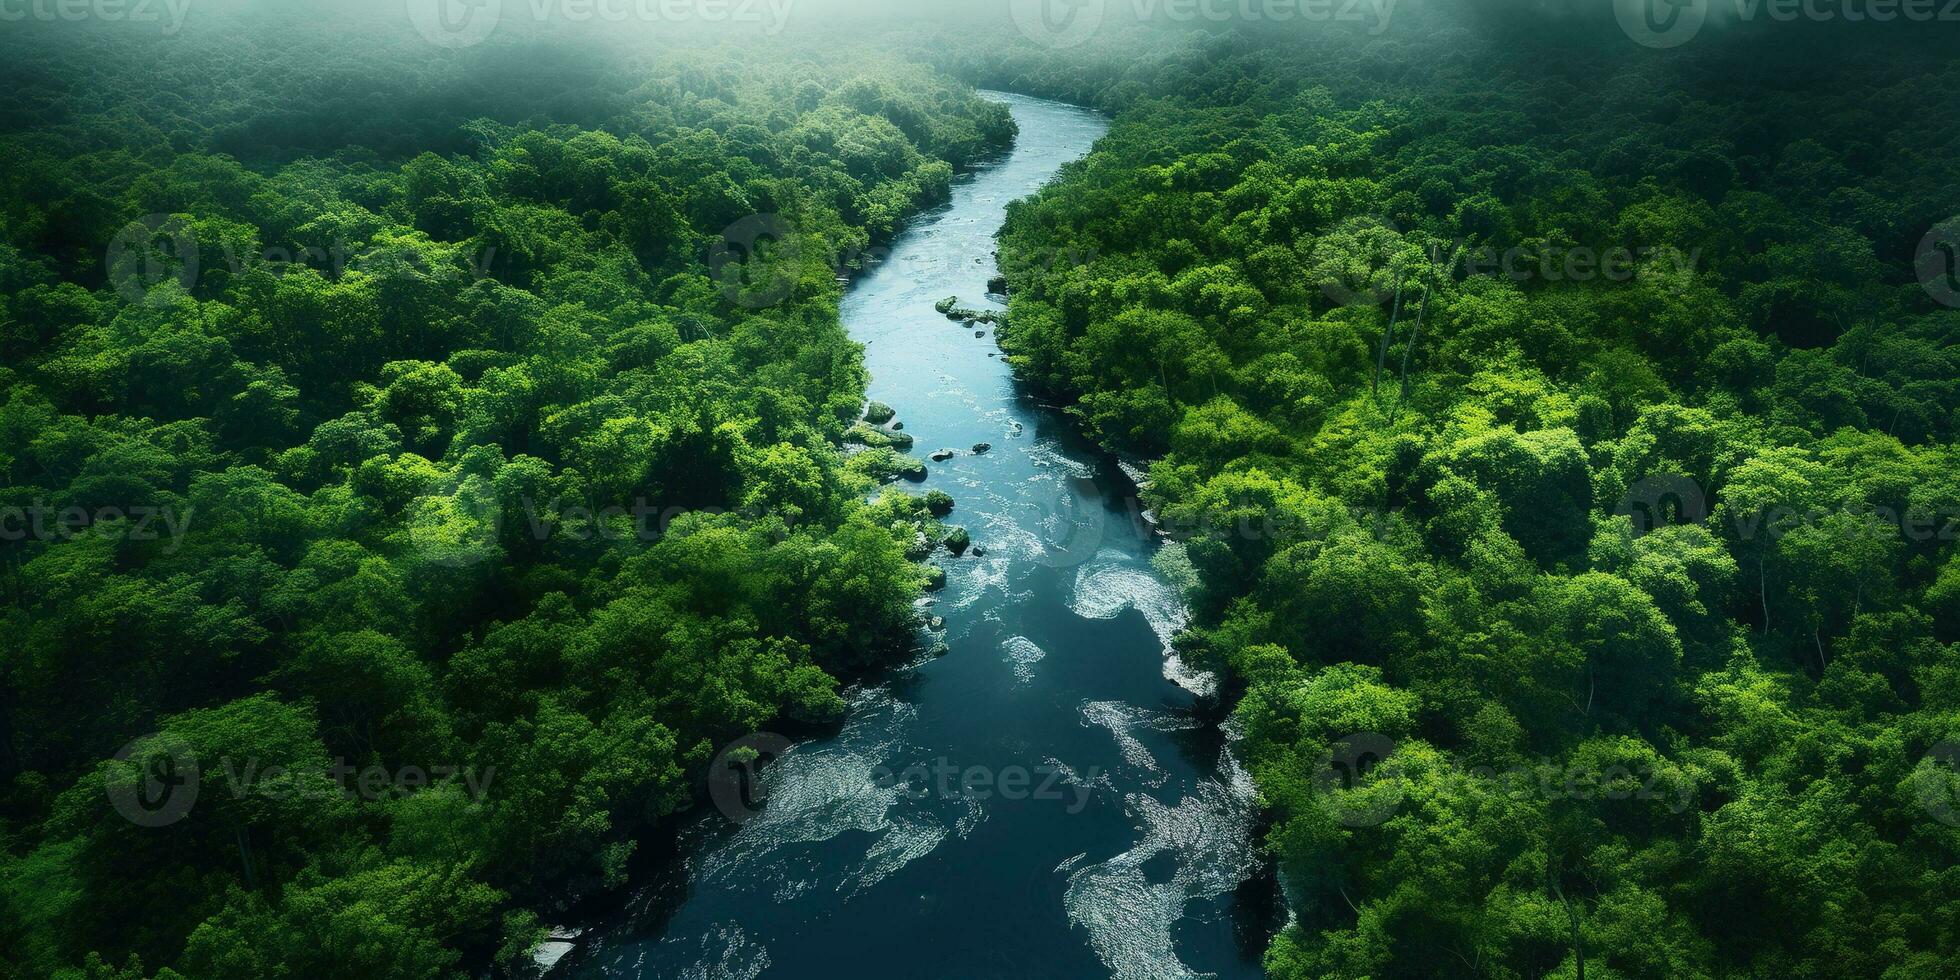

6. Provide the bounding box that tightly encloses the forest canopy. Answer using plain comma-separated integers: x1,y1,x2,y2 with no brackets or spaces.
4,2,1960,978
981,8,1960,978
0,14,1011,977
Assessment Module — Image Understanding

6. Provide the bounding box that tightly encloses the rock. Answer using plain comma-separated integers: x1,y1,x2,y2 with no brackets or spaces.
848,447,928,485
532,926,585,972
863,401,895,425
850,426,914,453
890,421,903,430
944,527,971,556
929,640,950,657
974,330,986,338
927,615,945,631
986,274,1008,296
937,295,1007,326
929,449,955,462
924,490,954,516
923,565,947,590
845,422,892,447
971,442,992,455
971,546,987,557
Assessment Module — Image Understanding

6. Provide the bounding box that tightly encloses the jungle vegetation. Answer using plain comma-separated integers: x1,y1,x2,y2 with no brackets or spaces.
982,9,1960,978
4,3,1960,978
0,14,1009,977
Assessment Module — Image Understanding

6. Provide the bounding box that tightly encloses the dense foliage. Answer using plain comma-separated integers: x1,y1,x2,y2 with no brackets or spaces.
0,18,1010,978
8,5,1960,977
986,13,1960,978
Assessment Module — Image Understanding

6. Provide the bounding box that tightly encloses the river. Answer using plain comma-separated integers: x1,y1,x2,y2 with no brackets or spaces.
555,92,1269,980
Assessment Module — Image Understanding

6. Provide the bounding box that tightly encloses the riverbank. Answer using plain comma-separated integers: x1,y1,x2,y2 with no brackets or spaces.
550,92,1271,980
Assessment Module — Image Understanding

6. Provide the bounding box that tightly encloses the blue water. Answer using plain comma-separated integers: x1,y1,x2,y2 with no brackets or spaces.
558,93,1268,980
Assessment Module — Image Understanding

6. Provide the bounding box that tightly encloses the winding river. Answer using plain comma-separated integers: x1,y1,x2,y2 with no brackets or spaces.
558,93,1268,980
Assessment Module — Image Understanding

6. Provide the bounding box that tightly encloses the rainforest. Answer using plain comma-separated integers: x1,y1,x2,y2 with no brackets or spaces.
2,2,1958,978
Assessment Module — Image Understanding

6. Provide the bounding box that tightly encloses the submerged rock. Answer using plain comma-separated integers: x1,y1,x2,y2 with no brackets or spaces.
904,528,932,560
924,489,954,516
971,442,992,455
